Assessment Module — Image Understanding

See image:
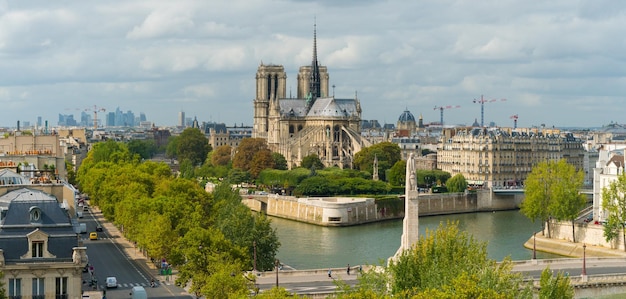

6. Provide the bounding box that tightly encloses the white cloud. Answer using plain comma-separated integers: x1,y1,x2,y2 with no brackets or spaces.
0,0,625,128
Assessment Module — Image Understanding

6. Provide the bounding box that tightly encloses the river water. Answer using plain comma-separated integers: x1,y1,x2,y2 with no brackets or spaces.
270,210,563,270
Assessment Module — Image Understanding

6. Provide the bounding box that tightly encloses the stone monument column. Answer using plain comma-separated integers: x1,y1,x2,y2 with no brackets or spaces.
394,153,419,258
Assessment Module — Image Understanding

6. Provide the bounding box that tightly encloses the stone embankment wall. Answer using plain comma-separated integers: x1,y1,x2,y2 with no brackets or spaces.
242,190,521,226
548,220,626,251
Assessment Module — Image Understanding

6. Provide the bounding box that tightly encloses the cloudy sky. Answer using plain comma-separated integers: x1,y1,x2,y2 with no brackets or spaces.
0,0,624,129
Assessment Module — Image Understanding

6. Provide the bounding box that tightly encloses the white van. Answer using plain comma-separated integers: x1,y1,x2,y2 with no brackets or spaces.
130,286,147,299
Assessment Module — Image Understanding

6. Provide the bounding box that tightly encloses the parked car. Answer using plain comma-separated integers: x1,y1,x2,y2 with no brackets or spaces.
106,276,118,288
89,232,98,240
95,225,103,232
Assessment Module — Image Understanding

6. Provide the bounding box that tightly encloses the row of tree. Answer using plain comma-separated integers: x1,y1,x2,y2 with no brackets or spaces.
76,140,280,297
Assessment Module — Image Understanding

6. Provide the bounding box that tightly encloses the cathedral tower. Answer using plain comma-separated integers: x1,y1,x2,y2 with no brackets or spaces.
253,64,286,138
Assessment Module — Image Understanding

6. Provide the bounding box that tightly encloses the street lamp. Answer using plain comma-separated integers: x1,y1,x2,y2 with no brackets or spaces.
582,243,587,276
532,231,537,260
275,259,280,287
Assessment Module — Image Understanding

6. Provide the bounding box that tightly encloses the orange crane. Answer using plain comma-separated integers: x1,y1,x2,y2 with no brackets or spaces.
510,114,519,129
433,105,461,126
85,105,106,129
473,95,506,127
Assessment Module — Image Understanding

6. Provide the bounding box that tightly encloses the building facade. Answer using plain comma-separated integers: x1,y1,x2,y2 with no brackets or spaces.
204,123,252,150
0,188,87,299
0,133,67,181
593,147,626,222
437,127,585,188
252,26,370,169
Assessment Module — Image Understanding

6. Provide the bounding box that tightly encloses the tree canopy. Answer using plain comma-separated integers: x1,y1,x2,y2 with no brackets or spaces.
301,154,324,170
602,173,626,251
353,142,401,182
446,174,468,193
337,221,573,298
232,138,269,171
521,159,585,239
175,127,211,166
211,145,232,167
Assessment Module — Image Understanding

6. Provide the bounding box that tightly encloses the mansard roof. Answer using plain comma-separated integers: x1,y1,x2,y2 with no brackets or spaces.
0,188,70,226
0,188,77,261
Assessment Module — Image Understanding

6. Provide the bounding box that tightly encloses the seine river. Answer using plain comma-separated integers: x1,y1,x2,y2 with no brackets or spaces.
270,210,563,270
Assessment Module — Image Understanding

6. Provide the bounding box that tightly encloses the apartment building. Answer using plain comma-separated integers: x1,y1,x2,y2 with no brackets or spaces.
437,127,585,188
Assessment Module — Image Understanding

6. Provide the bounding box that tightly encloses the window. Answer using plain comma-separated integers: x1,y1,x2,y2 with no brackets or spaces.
32,241,44,258
55,277,67,299
9,278,21,299
32,278,44,299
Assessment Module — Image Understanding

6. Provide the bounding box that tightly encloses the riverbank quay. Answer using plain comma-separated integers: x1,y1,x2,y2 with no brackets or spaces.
243,189,522,226
524,231,626,258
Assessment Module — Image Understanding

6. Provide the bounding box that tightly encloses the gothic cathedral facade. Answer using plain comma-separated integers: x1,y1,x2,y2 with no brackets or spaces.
252,25,371,169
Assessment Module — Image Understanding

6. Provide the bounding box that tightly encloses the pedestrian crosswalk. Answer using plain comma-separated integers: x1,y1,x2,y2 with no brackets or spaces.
101,281,171,289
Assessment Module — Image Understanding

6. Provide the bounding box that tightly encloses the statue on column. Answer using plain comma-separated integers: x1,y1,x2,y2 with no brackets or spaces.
393,153,419,260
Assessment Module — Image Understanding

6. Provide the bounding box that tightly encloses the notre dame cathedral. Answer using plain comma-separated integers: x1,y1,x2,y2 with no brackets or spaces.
252,25,371,169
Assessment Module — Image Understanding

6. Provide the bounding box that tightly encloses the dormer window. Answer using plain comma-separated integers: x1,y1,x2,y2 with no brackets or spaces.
32,240,44,257
29,206,42,223
22,229,55,260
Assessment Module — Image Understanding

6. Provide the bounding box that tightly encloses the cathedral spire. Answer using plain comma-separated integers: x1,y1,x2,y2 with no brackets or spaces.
309,20,321,100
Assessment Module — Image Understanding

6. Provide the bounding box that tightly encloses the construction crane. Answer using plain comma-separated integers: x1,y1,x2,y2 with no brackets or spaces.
510,114,519,129
433,105,461,126
85,105,106,129
473,95,506,127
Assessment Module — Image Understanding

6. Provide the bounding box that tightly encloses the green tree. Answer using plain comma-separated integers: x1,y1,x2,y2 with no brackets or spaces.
602,173,626,251
176,128,210,166
127,139,158,159
179,159,195,179
521,159,583,239
232,138,268,171
170,227,250,298
211,145,232,166
550,160,586,242
65,160,76,185
538,267,574,299
415,169,450,188
211,183,280,271
272,152,287,170
301,154,324,170
353,142,401,182
446,174,468,193
342,222,535,298
227,168,251,184
294,176,333,196
387,160,406,186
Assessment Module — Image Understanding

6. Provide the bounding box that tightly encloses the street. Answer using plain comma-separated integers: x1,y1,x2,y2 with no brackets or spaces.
79,206,192,299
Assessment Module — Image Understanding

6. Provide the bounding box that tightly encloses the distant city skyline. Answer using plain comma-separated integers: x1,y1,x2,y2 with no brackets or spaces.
0,1,625,128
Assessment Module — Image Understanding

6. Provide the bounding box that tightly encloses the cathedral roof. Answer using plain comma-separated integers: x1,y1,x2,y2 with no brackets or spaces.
307,97,358,118
278,97,359,118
